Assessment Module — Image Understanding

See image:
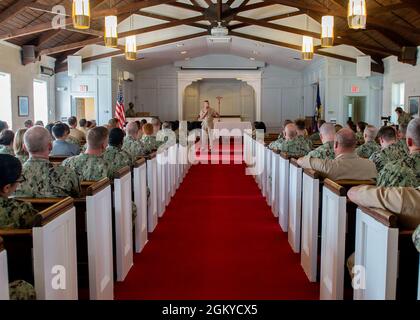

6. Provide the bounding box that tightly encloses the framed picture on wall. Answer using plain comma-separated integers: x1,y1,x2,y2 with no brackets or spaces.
408,96,420,118
18,96,29,117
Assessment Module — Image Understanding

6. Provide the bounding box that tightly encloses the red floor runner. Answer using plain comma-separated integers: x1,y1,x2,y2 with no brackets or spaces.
114,163,319,300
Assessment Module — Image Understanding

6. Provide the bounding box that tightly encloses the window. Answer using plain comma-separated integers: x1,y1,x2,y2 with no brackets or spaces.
392,82,405,123
0,72,12,129
33,79,49,125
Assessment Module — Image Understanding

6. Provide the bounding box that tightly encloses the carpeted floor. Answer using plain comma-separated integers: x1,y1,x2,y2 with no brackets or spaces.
114,153,319,299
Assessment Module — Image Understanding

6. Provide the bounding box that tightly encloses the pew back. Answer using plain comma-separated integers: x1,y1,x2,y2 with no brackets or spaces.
278,153,290,232
146,153,158,232
133,158,148,253
157,151,166,218
288,159,303,253
270,151,280,218
0,237,9,300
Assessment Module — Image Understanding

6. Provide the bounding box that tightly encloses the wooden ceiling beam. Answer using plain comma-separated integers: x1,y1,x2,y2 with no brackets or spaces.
203,0,213,7
226,0,236,6
166,2,206,13
0,0,37,27
230,31,384,73
189,0,202,8
55,31,208,73
136,11,210,31
217,0,223,22
40,15,205,56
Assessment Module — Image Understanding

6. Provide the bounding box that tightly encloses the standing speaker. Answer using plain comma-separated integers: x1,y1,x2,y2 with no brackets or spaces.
357,55,371,78
21,45,36,65
68,55,82,77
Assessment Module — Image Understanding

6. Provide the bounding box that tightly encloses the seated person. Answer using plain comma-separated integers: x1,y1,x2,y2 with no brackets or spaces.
157,122,176,146
396,122,409,155
355,121,367,144
62,127,110,181
142,123,162,152
306,123,335,160
123,122,147,163
295,118,313,149
0,154,38,300
297,128,377,181
309,119,326,142
271,123,311,157
103,128,132,178
268,120,292,150
14,126,81,198
50,123,80,157
24,120,33,129
369,126,407,172
68,116,85,144
0,130,15,156
356,125,380,159
107,118,119,130
13,128,29,164
65,123,81,148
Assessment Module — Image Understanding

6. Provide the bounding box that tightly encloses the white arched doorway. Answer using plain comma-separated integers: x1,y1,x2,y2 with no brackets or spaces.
177,70,262,121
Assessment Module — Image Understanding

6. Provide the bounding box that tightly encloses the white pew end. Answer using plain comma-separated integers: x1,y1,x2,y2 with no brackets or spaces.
271,151,280,218
288,159,303,253
157,151,166,218
146,153,158,232
0,237,9,300
278,153,290,232
264,146,272,205
300,169,321,282
133,158,148,254
353,207,398,300
164,148,171,206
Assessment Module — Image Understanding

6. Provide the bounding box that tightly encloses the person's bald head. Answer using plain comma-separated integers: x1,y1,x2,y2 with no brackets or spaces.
87,126,109,151
24,126,52,155
407,118,420,150
364,125,378,142
284,123,297,140
319,123,335,143
334,128,357,155
126,121,139,138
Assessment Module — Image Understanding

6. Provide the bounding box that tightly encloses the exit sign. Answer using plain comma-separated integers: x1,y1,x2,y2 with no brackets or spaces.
80,85,88,92
351,85,360,93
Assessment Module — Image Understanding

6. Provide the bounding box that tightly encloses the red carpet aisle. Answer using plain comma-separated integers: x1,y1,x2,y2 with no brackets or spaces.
115,162,319,300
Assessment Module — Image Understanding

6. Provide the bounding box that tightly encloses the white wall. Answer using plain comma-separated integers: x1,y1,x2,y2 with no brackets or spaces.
0,41,55,129
382,49,420,117
55,58,112,125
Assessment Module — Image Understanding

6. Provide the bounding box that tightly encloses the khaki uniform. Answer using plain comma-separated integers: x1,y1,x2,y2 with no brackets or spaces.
0,198,38,229
398,111,412,127
200,107,218,149
69,128,86,143
125,108,136,118
62,154,110,181
376,152,420,188
15,158,81,198
369,143,406,173
356,141,380,159
299,152,377,181
0,145,14,156
103,146,132,179
307,141,335,160
277,136,312,158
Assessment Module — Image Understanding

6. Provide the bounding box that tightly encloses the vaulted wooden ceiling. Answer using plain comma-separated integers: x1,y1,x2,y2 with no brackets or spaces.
0,0,419,73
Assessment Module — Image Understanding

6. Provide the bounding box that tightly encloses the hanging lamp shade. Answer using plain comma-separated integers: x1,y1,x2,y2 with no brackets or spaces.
125,35,137,60
348,0,367,29
104,15,118,47
321,16,334,47
72,0,90,30
302,36,314,61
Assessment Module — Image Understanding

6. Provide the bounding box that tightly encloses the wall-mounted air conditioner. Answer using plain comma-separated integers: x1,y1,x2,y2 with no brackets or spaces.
123,71,135,82
40,66,55,77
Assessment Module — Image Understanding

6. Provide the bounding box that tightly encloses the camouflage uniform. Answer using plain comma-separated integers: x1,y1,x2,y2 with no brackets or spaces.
0,197,38,228
355,132,364,145
66,135,81,148
307,141,335,160
278,137,311,158
396,138,409,155
309,132,320,142
413,224,420,252
15,153,29,164
103,146,132,179
356,141,380,159
398,111,412,127
0,145,14,156
123,136,146,163
369,143,406,173
9,280,36,300
298,135,313,150
377,152,420,187
62,154,110,181
157,129,176,147
268,137,284,151
15,158,81,198
141,135,161,153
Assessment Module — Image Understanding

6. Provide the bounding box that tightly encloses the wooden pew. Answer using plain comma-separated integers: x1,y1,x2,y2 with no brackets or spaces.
354,207,419,300
49,156,68,165
0,237,9,300
0,198,78,300
112,166,134,282
156,150,167,218
300,169,322,282
288,158,303,253
133,158,148,253
319,179,375,300
146,152,158,232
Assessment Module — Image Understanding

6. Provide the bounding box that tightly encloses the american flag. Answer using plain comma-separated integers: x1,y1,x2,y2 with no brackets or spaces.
115,83,125,129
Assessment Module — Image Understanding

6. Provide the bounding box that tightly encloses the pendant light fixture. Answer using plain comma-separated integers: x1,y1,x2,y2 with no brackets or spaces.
125,15,137,60
348,0,367,29
104,0,118,47
321,15,334,47
302,16,313,61
72,0,90,30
